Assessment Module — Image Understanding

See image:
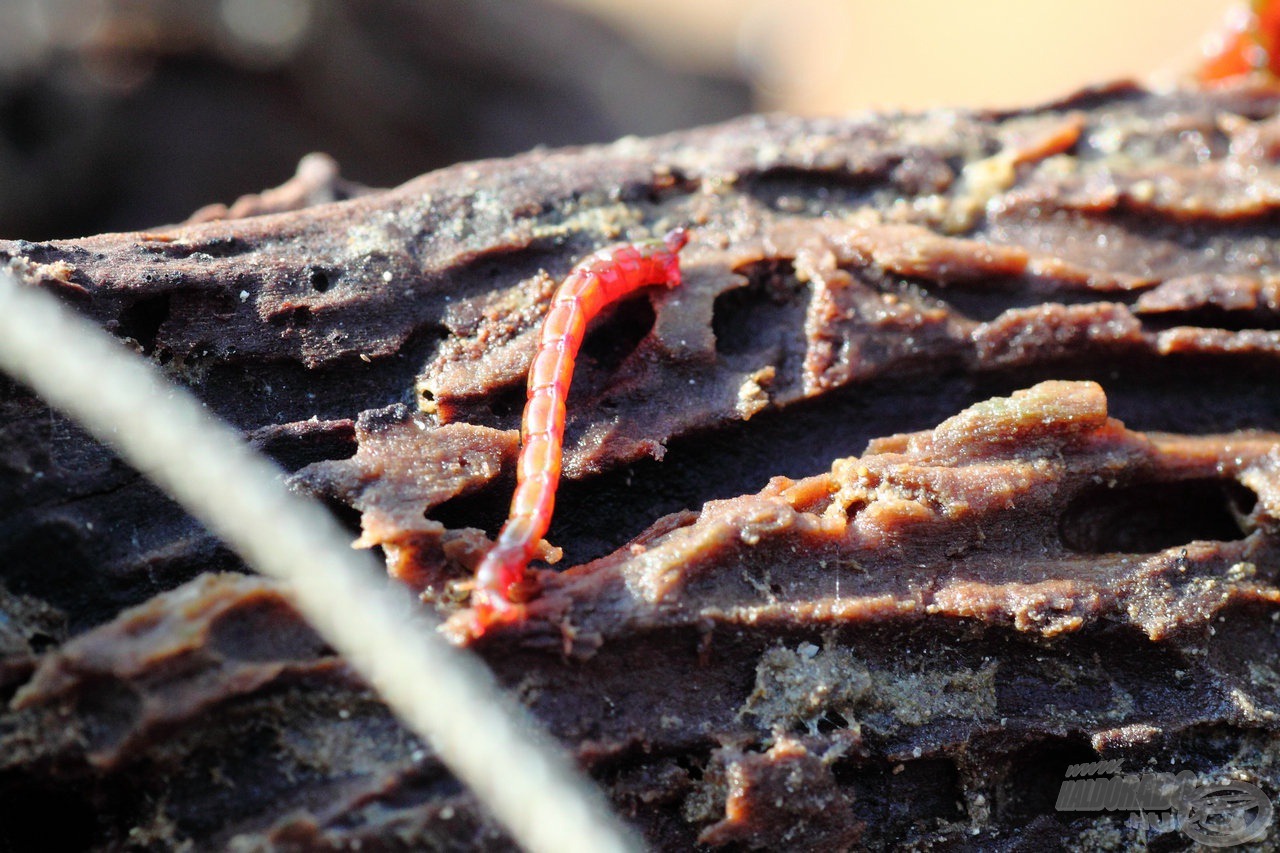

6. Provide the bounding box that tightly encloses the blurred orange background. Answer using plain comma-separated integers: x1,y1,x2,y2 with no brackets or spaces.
556,0,1238,112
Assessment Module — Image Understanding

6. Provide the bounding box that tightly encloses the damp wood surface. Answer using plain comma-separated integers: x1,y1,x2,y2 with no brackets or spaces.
3,81,1280,849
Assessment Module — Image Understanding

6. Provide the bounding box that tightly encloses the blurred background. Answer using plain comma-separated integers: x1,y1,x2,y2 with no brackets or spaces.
0,0,1238,240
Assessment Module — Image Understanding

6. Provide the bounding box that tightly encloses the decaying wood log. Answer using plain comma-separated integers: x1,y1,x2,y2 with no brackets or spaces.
3,81,1280,849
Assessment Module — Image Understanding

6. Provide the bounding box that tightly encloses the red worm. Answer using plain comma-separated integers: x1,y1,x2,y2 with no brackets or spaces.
472,228,689,624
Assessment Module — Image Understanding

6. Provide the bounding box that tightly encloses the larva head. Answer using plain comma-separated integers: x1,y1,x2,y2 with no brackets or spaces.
663,227,689,255
657,227,689,287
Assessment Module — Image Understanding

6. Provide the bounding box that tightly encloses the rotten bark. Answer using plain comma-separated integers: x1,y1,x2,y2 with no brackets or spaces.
3,81,1280,850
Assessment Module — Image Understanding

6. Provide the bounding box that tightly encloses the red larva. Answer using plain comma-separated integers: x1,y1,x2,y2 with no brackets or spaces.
471,228,689,626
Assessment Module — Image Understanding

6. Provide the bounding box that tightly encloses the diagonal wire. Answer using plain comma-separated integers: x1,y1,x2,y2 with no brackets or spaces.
0,269,640,853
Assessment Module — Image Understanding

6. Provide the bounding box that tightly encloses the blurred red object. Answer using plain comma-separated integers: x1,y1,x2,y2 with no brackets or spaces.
1200,0,1280,80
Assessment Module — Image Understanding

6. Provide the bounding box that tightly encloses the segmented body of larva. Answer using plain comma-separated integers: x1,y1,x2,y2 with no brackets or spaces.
471,228,689,628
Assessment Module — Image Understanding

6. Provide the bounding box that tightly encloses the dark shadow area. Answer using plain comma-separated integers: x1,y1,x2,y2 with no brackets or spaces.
0,777,101,851
579,295,657,378
1060,478,1257,554
712,259,807,357
115,293,172,356
1138,307,1280,333
994,737,1100,826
